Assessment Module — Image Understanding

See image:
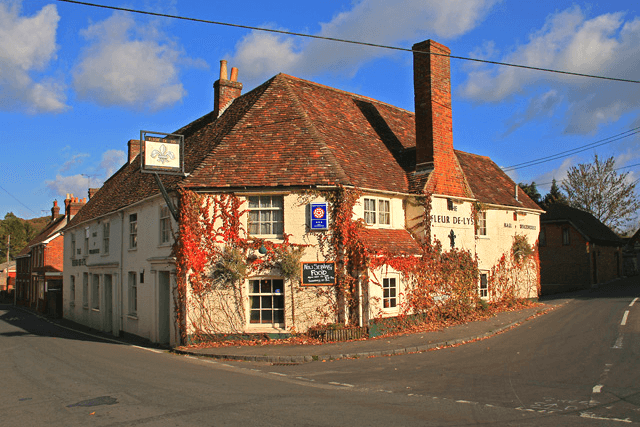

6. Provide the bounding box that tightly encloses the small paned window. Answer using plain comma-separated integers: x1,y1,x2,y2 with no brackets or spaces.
248,196,284,236
160,206,171,244
562,228,570,246
479,273,488,298
383,277,397,309
129,214,138,249
84,227,89,256
249,279,284,325
364,198,391,225
476,211,487,236
103,222,110,254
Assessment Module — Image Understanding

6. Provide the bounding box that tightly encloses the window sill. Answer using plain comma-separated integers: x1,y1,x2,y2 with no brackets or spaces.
83,304,89,310
475,235,489,240
92,308,100,312
128,247,138,252
127,314,138,320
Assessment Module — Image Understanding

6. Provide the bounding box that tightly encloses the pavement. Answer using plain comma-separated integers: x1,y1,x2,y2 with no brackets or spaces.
173,300,567,364
3,295,569,364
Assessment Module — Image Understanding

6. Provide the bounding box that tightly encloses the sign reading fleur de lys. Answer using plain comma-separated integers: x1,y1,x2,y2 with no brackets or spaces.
140,130,184,175
309,202,328,231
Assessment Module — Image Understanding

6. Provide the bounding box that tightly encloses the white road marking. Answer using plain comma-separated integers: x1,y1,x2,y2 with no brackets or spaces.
630,297,638,307
269,372,288,377
592,385,603,393
580,412,632,423
621,310,630,326
613,335,624,349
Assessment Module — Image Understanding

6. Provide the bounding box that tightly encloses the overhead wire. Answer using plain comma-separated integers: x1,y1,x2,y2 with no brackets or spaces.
503,127,640,171
54,0,640,85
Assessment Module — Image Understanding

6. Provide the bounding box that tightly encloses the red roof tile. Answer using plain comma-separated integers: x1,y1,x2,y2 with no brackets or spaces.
361,228,423,255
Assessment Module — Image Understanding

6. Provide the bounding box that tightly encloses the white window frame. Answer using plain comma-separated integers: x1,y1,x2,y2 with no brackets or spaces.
128,271,137,316
129,213,138,249
102,222,110,255
247,196,284,237
382,276,398,310
91,274,100,310
248,278,285,326
364,197,391,226
476,210,487,236
479,272,489,298
159,206,171,245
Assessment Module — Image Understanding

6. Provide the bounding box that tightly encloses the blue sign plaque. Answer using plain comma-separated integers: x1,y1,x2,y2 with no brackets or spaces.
309,203,328,231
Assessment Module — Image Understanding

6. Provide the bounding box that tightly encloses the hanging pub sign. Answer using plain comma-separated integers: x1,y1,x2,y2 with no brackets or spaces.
301,262,335,286
309,202,328,231
140,130,184,175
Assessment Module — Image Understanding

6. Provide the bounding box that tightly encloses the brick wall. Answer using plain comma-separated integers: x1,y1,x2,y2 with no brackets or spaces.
412,40,468,198
45,235,64,271
539,223,591,285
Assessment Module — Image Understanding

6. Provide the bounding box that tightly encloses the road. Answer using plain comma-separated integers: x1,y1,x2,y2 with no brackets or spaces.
0,279,638,426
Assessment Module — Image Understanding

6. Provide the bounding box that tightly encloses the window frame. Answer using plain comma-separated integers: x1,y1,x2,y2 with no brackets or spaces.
91,274,100,310
128,271,137,316
248,278,285,326
159,205,171,245
129,213,138,249
84,227,90,256
102,222,110,255
82,273,89,308
247,195,284,237
562,227,571,246
479,272,489,298
363,197,391,226
69,275,75,305
70,233,76,259
475,210,487,236
382,277,398,310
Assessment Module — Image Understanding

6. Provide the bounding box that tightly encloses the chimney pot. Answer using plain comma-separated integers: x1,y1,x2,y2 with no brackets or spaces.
220,60,228,80
213,61,242,118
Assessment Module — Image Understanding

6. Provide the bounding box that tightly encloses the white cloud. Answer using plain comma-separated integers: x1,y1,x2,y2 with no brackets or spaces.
59,153,90,173
0,1,67,113
72,12,197,110
533,157,576,193
45,174,88,199
231,0,501,83
99,149,126,177
460,6,640,135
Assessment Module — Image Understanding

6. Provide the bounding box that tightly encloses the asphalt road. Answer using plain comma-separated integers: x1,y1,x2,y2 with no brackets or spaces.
1,280,638,426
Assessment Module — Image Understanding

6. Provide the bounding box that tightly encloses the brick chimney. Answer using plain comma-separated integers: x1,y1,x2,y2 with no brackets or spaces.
213,60,242,118
88,188,100,199
64,194,87,221
413,40,468,198
51,200,60,221
128,139,140,164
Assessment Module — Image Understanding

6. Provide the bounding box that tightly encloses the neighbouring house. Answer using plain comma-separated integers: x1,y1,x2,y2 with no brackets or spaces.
0,260,16,298
539,203,623,293
15,197,85,316
63,39,542,347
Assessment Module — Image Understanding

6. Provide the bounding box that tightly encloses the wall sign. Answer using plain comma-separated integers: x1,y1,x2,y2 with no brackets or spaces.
309,203,328,231
301,262,335,285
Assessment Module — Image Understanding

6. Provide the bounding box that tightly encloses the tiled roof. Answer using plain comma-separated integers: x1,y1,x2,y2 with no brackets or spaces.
456,151,540,210
541,204,622,245
68,73,540,228
20,215,66,255
361,228,423,255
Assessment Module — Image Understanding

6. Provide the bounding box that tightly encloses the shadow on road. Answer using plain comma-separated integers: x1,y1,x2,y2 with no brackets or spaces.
540,275,640,303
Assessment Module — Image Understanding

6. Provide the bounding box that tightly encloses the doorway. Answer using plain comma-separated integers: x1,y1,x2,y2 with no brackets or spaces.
158,271,171,345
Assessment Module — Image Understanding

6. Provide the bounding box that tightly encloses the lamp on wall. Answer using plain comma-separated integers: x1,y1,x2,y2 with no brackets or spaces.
258,245,267,255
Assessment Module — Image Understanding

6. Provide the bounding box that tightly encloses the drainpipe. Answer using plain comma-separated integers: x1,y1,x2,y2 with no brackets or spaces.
118,211,125,337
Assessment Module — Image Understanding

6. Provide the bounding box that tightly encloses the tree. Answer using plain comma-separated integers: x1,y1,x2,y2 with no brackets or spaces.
541,179,567,209
562,154,640,232
0,213,37,261
518,182,541,205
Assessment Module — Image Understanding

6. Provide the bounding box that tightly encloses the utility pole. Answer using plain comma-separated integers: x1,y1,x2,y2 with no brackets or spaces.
6,234,9,264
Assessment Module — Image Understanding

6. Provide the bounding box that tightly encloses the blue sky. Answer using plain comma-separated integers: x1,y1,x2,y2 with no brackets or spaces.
2,0,639,221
